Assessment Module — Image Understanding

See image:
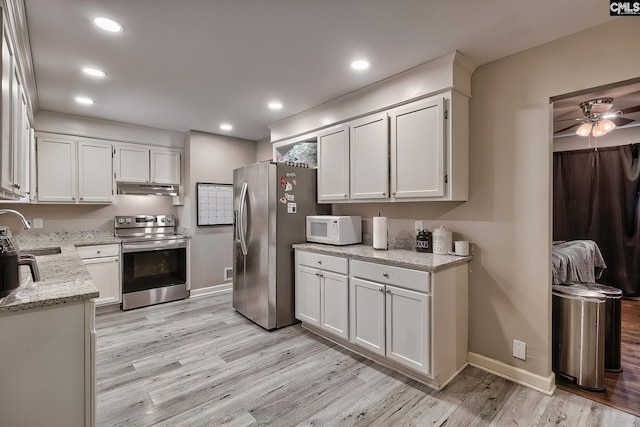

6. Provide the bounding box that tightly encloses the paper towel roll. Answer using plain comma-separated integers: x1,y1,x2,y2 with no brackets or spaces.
373,216,388,250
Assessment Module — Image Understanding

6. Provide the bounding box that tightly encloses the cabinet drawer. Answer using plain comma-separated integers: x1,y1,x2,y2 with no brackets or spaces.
296,250,348,275
351,260,430,293
76,244,120,259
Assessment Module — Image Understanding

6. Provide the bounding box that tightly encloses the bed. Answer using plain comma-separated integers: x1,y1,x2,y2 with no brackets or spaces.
552,240,607,285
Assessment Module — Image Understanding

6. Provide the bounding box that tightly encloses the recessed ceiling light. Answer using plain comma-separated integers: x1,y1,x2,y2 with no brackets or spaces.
75,96,94,105
82,67,106,78
268,101,283,110
220,123,233,131
94,17,123,33
350,59,370,71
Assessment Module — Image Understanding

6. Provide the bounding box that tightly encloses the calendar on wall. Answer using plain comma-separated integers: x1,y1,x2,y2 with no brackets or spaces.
196,182,234,226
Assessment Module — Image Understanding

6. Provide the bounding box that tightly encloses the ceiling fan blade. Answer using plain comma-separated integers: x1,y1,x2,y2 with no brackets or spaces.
620,105,640,114
610,116,634,127
553,117,581,122
554,122,581,134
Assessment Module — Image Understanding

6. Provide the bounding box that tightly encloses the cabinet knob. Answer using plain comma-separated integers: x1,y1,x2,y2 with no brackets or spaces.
391,192,396,196
378,288,384,293
12,183,20,189
385,289,391,294
317,260,322,264
80,197,84,200
382,272,389,278
344,194,348,198
97,250,101,254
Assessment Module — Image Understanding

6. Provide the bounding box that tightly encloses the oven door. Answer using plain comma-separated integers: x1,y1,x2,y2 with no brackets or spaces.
121,239,187,294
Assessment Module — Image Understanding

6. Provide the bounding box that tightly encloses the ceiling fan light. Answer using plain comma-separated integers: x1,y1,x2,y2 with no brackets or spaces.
576,123,592,137
592,119,616,137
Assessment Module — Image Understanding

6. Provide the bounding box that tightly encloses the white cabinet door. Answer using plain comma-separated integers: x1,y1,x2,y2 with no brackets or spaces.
12,87,28,198
350,112,389,200
78,141,112,203
83,256,120,306
115,146,149,183
151,149,180,184
0,28,13,195
390,97,445,199
295,265,321,326
317,124,349,202
37,136,76,202
320,270,349,339
350,277,385,356
385,285,431,375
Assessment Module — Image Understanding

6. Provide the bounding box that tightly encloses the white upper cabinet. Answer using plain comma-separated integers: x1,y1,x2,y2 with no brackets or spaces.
115,145,150,183
317,124,349,202
151,149,180,185
115,145,181,185
37,135,77,202
78,141,113,202
390,97,445,199
0,23,30,200
349,112,389,200
36,133,113,204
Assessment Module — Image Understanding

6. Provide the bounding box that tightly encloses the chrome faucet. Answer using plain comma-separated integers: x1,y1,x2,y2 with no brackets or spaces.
0,209,31,229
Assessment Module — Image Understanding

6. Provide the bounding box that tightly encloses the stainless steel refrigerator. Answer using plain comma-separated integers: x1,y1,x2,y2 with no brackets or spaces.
232,161,330,330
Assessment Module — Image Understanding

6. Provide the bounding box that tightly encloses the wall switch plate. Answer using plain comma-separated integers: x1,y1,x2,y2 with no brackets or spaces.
414,220,423,233
513,339,526,360
33,218,43,229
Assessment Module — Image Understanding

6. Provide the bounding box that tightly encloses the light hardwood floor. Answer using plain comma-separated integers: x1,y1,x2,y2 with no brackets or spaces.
96,292,640,426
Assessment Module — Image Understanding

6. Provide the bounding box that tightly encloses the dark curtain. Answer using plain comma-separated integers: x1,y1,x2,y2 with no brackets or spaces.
553,144,640,297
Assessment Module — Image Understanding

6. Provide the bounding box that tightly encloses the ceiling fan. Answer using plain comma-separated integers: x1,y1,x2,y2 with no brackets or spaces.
554,97,640,137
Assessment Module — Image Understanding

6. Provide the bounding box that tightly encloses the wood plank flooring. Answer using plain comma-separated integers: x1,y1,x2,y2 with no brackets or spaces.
96,292,640,426
557,299,640,417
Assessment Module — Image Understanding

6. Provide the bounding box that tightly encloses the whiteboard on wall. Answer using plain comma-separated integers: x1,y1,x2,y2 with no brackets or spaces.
196,182,233,226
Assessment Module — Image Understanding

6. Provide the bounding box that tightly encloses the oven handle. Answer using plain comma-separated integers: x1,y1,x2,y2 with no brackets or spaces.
239,181,248,256
122,239,188,253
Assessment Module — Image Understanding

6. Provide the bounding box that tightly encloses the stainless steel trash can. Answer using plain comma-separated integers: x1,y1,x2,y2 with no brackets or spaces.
552,285,606,391
571,283,623,372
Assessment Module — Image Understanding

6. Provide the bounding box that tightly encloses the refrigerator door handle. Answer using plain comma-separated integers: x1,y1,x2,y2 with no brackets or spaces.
239,181,248,256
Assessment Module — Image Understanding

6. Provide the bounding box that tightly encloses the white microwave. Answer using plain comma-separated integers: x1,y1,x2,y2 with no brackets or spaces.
306,215,362,245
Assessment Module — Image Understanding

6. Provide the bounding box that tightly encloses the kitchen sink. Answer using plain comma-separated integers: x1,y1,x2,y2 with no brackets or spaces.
22,247,62,256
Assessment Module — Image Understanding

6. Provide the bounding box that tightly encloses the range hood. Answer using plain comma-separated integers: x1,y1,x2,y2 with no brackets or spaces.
116,183,179,196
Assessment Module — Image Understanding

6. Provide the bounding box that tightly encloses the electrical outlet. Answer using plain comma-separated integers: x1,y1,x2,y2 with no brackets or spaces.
513,339,526,360
414,220,423,233
33,218,44,229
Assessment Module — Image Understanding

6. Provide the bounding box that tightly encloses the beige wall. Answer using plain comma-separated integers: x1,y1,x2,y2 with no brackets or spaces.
0,196,177,232
180,131,256,290
335,19,640,381
256,137,273,162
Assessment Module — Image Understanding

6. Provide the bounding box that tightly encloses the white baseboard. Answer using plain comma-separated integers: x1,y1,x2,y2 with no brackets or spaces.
468,352,556,396
189,283,232,298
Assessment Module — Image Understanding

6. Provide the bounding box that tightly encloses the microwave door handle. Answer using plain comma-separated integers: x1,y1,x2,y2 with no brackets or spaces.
239,181,248,256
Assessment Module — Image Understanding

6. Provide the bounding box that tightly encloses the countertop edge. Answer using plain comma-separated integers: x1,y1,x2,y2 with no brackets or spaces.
292,243,472,272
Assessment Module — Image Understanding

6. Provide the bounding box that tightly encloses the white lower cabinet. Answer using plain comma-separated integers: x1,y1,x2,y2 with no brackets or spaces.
0,300,96,427
385,285,430,374
350,262,431,376
350,277,385,355
77,244,121,307
295,247,468,390
295,250,349,339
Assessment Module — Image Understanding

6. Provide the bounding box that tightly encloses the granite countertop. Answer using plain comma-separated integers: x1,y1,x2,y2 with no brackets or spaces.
292,243,472,272
0,230,121,313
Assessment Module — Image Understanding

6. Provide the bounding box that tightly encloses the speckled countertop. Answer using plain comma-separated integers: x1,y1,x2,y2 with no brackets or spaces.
292,243,472,272
0,230,120,313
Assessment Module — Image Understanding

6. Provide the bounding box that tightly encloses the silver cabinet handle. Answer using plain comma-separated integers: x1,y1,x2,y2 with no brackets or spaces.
385,289,391,294
378,287,384,293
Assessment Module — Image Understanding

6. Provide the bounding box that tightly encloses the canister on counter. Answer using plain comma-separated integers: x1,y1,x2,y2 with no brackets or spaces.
432,226,452,255
416,229,432,253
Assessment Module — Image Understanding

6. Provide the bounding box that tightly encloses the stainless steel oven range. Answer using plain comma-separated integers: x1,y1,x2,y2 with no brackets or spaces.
115,214,188,310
